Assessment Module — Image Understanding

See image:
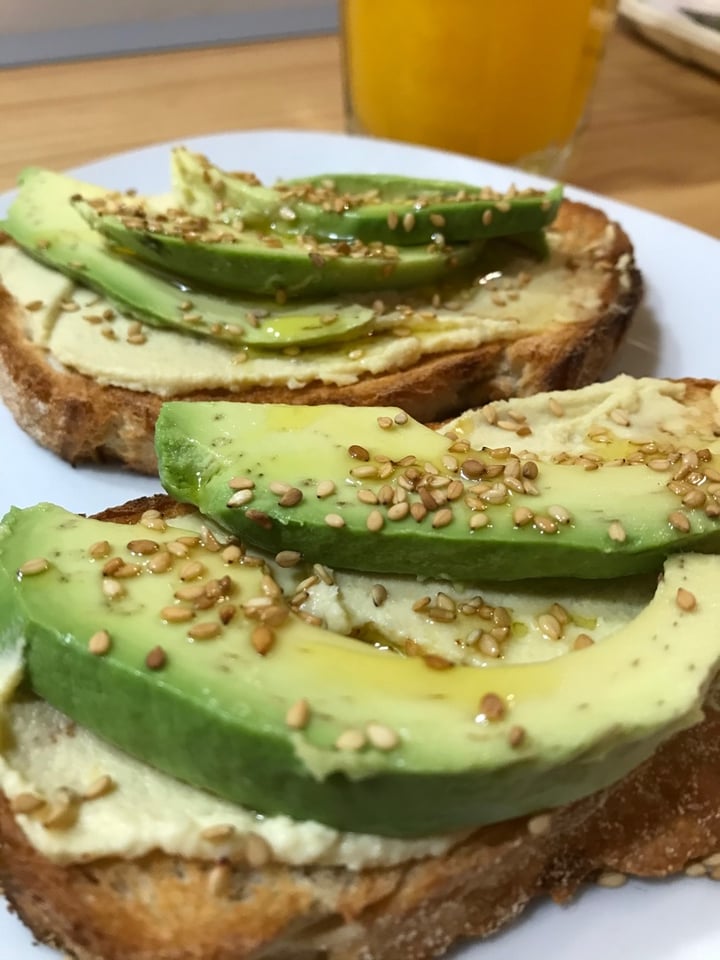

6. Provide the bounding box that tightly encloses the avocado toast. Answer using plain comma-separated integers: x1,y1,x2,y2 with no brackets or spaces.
0,147,640,474
0,375,719,959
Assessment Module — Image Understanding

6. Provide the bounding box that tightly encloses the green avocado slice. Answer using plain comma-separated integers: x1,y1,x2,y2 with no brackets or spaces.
170,147,563,245
156,401,720,581
73,195,483,298
3,168,375,349
1,503,719,837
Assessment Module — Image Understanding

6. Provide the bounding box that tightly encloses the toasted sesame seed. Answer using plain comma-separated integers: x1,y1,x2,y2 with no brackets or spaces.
387,501,410,520
513,506,534,527
372,584,388,607
207,862,231,897
10,791,45,814
174,584,205,601
508,725,526,748
366,509,385,532
402,211,416,232
227,489,254,508
548,397,564,417
358,488,379,505
386,210,399,230
286,698,311,730
527,813,552,836
273,549,302,568
608,520,627,543
596,871,627,889
229,476,255,490
145,646,167,669
335,728,366,751
245,832,272,867
88,540,111,559
102,579,124,600
537,613,562,640
147,551,172,574
88,629,111,655
469,512,489,530
180,560,205,581
251,625,275,655
704,853,720,867
676,587,697,612
324,513,345,528
432,507,453,528
685,863,708,878
167,540,190,558
547,505,572,525
113,562,140,579
316,479,336,498
18,557,50,577
478,692,506,721
278,487,303,507
366,722,400,751
410,502,428,522
161,605,194,623
40,789,78,830
349,445,370,464
534,515,558,535
201,823,235,842
83,774,115,800
668,510,691,532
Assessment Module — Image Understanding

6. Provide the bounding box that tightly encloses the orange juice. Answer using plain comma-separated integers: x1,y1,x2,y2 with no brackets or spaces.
340,0,616,172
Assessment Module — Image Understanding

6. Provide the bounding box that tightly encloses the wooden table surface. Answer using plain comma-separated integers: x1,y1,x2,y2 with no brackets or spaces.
1,23,718,236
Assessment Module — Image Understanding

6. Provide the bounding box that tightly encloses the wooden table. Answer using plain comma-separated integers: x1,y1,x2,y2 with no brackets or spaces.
1,23,718,236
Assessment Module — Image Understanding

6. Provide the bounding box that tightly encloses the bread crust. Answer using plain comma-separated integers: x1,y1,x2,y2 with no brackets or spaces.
0,200,641,475
0,493,718,960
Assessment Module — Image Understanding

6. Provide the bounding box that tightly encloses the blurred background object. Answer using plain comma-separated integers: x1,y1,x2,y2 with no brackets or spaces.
0,0,337,66
620,0,720,75
340,0,618,176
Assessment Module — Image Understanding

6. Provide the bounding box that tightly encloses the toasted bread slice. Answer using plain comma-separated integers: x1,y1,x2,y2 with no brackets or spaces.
0,490,718,960
0,199,641,475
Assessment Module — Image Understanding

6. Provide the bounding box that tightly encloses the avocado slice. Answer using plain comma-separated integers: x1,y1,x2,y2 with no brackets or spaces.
1,502,719,837
73,195,483,298
170,147,563,245
3,168,375,349
156,402,720,581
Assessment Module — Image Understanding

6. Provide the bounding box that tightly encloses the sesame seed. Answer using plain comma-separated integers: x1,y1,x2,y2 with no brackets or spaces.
229,476,255,490
275,550,302,567
387,501,410,520
88,629,111,655
527,813,552,836
227,489,254,508
102,579,124,600
174,584,205,601
88,540,111,559
668,510,691,532
366,722,399,751
245,833,272,867
316,480,336,498
324,513,345,528
478,692,506,721
358,488,379,505
537,613,563,640
432,507,453,528
161,605,194,623
482,209,493,226
222,544,242,564
513,506,534,527
596,871,627,889
201,823,235,842
508,725,526,747
148,551,173,574
402,211,416,232
207,862,231,897
335,728,366,751
348,444,370,461
534,515,558,535
102,557,125,577
251,625,275,655
608,520,627,543
386,211,399,230
127,538,158,556
469,512,489,530
278,487,303,507
18,557,50,577
676,587,697,612
83,774,115,801
372,584,388,607
313,563,335,585
548,397,564,417
10,792,45,814
145,646,167,670
685,863,708,878
40,789,78,830
366,509,385,532
285,698,311,730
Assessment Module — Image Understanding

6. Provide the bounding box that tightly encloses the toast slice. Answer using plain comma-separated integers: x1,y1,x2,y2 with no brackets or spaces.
0,199,641,475
0,492,718,960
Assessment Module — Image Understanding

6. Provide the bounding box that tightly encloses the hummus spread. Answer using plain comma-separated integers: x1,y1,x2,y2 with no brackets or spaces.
0,230,623,396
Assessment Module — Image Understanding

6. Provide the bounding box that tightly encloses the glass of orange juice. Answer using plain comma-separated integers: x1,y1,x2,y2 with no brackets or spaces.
340,0,617,175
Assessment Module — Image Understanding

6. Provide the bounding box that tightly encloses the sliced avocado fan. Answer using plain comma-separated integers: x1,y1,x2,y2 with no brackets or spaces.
1,502,719,837
156,401,720,581
2,168,375,349
171,146,563,245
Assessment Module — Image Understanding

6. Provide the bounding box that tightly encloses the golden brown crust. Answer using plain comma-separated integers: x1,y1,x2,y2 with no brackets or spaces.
1,491,719,960
1,702,717,960
0,200,641,475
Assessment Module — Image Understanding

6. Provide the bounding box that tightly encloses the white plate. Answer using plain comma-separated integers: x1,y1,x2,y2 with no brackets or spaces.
0,130,719,960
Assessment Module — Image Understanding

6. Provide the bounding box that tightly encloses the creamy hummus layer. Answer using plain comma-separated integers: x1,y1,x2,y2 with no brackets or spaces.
0,228,624,396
